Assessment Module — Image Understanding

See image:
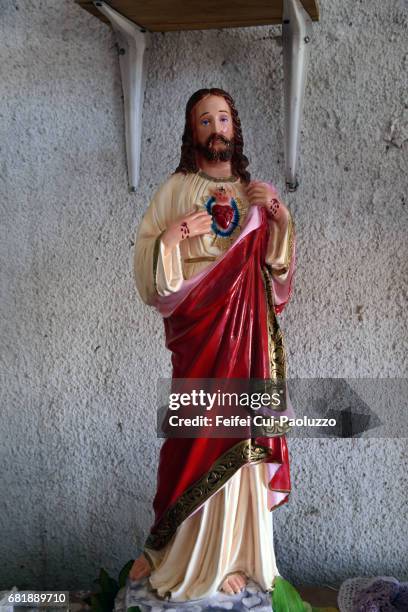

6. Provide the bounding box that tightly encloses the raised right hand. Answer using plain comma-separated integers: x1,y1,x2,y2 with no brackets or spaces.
161,209,213,251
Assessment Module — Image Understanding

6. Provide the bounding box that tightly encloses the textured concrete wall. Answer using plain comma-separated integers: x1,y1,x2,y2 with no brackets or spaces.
1,0,407,592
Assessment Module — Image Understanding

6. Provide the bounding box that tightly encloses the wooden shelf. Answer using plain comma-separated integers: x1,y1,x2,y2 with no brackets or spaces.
76,0,318,190
76,0,319,31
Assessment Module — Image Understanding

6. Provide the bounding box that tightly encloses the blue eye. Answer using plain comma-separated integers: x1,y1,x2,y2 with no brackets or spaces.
220,116,228,123
201,119,210,126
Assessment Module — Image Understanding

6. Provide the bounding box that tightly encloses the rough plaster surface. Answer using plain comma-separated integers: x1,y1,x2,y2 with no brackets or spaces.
0,0,407,592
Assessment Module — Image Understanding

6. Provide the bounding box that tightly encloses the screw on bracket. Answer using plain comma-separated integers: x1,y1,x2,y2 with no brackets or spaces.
286,179,299,192
114,42,126,55
304,35,311,43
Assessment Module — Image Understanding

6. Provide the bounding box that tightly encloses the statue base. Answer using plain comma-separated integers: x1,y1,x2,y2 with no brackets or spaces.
115,577,273,612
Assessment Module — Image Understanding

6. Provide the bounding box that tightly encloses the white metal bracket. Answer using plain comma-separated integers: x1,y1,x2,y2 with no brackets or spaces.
282,0,313,191
94,1,150,191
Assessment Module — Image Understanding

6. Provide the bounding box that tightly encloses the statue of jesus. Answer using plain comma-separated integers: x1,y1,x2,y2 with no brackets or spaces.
130,88,296,602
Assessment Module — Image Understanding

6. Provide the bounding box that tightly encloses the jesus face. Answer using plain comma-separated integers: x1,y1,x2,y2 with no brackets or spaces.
192,94,234,162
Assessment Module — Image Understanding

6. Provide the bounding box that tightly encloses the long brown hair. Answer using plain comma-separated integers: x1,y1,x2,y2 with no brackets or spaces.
174,88,251,184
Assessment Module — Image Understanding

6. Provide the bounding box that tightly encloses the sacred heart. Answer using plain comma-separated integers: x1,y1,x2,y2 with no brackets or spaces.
212,204,234,230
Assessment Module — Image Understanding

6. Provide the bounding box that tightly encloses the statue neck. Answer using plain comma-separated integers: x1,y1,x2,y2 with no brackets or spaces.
197,157,234,180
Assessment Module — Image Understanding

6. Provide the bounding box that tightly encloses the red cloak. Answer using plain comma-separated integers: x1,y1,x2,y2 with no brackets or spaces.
145,205,295,551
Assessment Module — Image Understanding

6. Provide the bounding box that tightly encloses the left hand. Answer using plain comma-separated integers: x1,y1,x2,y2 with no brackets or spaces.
245,181,288,225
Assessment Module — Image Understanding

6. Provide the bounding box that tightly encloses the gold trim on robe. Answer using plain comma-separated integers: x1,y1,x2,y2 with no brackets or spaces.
144,439,270,551
259,211,296,436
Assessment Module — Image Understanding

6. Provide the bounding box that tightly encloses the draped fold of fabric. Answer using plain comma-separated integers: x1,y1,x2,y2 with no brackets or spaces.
144,204,296,554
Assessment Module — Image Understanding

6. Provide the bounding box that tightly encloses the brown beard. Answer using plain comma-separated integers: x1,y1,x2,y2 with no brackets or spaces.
195,134,234,162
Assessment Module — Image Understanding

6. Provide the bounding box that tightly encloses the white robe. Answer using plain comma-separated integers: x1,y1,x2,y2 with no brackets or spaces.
145,463,278,601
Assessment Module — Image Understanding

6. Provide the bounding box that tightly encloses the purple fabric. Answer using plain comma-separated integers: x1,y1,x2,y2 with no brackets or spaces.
353,579,408,612
394,585,408,611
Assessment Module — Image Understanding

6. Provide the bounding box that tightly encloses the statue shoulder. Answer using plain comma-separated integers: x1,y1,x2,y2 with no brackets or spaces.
142,172,190,226
151,171,188,203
